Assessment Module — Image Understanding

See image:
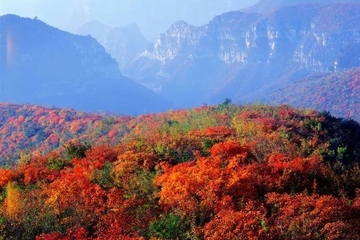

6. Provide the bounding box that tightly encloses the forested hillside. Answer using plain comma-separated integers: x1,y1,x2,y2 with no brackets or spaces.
0,103,130,165
266,67,360,121
0,103,360,239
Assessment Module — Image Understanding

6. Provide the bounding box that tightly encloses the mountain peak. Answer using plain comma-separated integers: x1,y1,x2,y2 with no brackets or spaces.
125,22,140,32
166,20,193,34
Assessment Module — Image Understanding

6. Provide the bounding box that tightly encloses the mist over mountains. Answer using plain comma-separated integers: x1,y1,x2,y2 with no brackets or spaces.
0,0,257,41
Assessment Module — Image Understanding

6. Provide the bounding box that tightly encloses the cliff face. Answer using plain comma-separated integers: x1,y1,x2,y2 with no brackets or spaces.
0,15,171,115
122,3,360,108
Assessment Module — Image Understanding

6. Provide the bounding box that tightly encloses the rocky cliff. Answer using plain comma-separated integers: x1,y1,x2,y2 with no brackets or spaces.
122,3,360,108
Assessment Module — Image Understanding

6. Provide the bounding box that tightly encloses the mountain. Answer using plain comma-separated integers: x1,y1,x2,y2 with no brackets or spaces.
122,2,360,110
243,0,360,13
264,67,360,120
0,14,171,115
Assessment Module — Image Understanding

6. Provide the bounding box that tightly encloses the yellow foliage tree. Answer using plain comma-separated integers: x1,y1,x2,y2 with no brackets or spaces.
4,182,22,221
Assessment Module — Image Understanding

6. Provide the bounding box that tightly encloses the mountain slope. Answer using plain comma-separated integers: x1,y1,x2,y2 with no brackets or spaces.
265,67,360,120
0,14,171,115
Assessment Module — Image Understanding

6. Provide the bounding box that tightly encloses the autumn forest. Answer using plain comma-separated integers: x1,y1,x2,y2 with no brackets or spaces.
0,102,360,239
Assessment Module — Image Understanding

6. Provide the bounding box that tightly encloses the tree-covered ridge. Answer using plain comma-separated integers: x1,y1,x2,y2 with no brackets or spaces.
0,103,360,239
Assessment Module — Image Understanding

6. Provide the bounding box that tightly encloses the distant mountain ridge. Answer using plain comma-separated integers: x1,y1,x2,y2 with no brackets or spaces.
0,14,171,115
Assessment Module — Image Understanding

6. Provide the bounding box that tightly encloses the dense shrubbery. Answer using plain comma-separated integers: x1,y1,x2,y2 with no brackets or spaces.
0,103,360,239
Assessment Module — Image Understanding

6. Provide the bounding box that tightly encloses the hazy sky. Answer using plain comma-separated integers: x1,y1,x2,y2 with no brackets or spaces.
0,0,259,40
